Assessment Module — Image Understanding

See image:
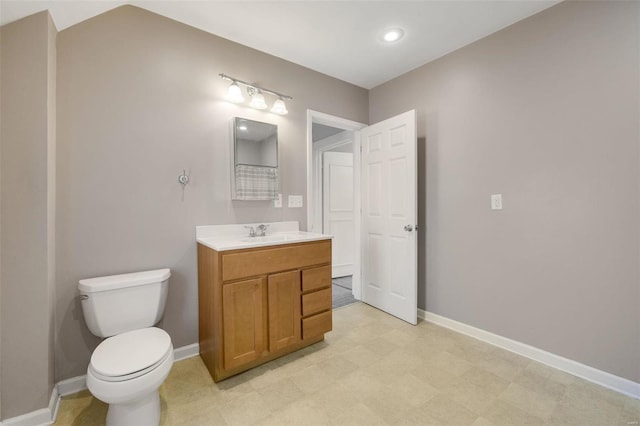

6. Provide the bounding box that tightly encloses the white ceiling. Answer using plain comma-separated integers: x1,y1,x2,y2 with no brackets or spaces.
0,1,560,89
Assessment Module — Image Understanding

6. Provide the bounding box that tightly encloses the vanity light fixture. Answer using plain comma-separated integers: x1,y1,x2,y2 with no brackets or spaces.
226,81,245,103
248,88,268,110
220,73,292,115
271,97,288,115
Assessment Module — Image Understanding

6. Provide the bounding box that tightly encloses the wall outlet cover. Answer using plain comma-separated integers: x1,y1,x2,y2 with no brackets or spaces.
288,195,303,208
491,194,503,210
274,194,282,208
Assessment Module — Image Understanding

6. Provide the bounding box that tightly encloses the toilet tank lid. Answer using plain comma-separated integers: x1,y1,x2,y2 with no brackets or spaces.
79,269,171,293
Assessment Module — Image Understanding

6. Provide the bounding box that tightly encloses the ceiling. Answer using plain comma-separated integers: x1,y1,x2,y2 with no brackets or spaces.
312,123,346,143
0,1,560,89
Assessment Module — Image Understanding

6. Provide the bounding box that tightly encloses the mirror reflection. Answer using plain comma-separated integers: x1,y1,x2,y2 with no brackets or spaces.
234,118,277,167
231,118,279,200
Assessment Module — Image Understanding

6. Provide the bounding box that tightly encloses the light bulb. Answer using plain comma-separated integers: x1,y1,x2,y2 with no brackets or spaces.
249,91,268,110
382,28,404,43
226,82,245,103
271,98,288,115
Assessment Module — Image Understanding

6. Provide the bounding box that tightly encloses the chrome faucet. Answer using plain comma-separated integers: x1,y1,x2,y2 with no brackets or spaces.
244,225,256,238
256,224,269,237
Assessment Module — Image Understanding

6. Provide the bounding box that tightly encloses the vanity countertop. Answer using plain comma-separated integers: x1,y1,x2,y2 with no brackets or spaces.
196,221,332,251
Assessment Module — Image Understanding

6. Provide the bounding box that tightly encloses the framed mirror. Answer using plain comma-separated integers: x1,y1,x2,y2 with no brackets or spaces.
230,117,279,200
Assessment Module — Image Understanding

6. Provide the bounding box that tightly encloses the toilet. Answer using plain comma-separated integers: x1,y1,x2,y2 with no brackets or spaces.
78,269,174,426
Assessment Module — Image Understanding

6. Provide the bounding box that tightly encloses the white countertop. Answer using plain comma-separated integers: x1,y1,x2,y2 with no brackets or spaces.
196,221,332,251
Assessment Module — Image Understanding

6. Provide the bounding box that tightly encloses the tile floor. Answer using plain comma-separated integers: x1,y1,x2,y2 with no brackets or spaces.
54,303,640,425
332,276,356,309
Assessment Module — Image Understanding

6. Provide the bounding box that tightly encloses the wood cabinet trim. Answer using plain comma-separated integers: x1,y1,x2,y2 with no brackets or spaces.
222,240,331,281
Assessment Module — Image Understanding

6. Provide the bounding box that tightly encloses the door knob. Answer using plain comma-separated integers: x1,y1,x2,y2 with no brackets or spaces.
404,225,413,232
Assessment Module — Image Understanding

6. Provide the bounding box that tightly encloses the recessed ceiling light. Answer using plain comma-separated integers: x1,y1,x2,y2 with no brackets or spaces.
382,28,405,43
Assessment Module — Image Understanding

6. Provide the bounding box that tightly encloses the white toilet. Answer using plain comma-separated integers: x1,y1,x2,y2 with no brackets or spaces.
78,269,174,426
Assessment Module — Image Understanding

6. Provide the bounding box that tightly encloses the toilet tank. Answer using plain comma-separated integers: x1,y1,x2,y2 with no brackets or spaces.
78,269,170,338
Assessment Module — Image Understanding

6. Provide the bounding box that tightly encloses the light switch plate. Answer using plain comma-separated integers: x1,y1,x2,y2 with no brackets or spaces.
274,194,282,208
491,194,503,210
288,195,303,208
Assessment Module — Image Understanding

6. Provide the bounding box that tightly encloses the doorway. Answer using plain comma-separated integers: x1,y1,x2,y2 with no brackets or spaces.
307,109,418,324
307,110,366,308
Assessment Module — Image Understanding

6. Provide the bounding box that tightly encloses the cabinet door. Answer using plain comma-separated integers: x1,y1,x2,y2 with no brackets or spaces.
268,270,301,351
223,277,266,370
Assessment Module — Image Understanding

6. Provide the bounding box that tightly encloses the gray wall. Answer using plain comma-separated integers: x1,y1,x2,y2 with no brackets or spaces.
328,139,354,154
56,5,368,381
3,2,638,420
370,1,640,383
0,11,57,420
0,23,3,422
0,22,3,422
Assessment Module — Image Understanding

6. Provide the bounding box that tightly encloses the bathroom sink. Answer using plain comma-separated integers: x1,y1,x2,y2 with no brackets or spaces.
240,235,289,243
195,223,332,252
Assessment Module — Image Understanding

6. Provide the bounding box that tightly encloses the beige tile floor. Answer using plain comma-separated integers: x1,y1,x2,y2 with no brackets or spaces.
55,302,640,425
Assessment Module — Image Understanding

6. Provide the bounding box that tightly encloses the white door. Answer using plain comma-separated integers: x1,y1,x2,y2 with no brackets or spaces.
323,152,354,278
361,110,417,324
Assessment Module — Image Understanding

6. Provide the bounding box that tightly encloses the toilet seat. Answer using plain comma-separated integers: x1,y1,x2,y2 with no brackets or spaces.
89,327,172,383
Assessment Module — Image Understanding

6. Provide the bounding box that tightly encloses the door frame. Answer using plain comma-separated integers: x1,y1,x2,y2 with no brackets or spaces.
306,110,366,300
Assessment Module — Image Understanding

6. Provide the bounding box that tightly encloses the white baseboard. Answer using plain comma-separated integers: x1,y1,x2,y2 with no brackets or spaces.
173,342,200,362
1,342,201,426
0,383,59,426
56,375,87,397
332,265,353,278
48,385,59,425
0,408,52,426
418,309,640,400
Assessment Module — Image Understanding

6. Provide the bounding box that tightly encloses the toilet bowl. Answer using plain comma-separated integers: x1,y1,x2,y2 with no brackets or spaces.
86,328,174,425
79,269,173,426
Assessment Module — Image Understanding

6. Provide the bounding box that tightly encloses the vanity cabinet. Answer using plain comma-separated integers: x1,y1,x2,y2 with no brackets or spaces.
198,239,332,382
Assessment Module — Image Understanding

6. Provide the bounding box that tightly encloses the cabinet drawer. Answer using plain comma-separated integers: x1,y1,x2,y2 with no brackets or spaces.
301,266,331,293
302,288,331,317
302,311,332,340
222,240,331,281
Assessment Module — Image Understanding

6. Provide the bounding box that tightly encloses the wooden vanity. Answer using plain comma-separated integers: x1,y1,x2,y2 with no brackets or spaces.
197,226,332,382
